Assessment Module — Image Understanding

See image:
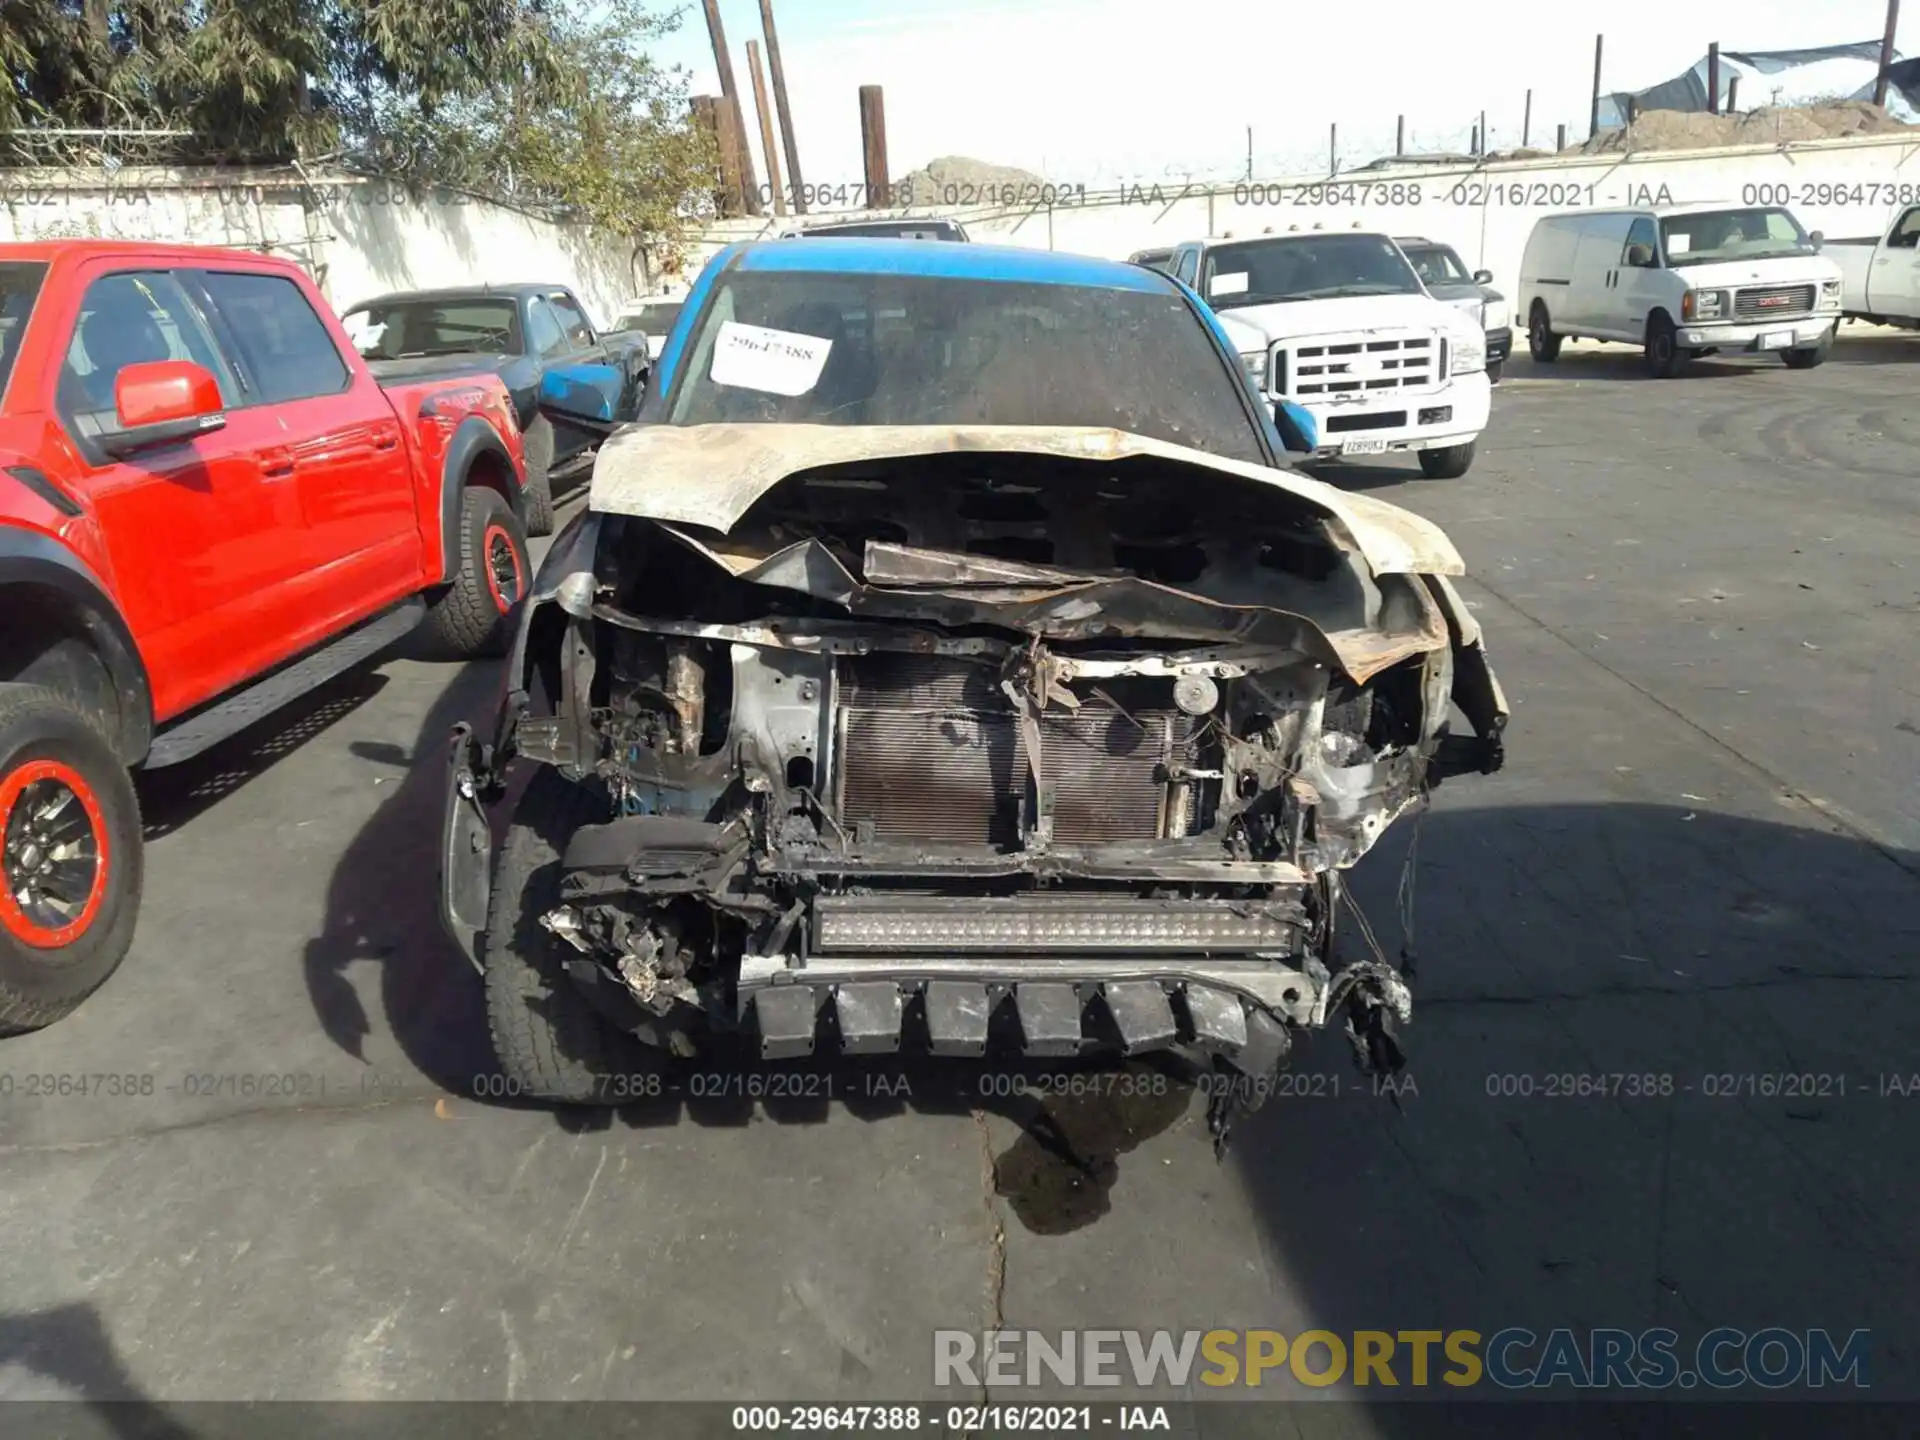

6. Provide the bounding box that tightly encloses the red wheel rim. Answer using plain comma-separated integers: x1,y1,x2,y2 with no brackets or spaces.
0,758,110,948
482,523,524,616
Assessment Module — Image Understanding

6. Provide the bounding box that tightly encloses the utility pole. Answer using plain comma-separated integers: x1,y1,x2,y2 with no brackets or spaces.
747,41,786,216
859,86,891,207
1875,0,1901,108
700,0,762,214
759,0,807,214
1556,122,1567,150
1396,115,1406,155
1245,126,1253,181
1523,90,1532,147
1708,42,1721,114
1328,123,1337,177
1590,34,1605,138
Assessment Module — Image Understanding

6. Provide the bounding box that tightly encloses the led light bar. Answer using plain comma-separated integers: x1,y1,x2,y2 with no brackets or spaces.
811,897,1298,954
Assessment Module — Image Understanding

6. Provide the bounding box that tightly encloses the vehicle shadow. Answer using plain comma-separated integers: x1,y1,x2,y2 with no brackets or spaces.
1507,347,1789,382
1234,799,1920,1419
0,1301,195,1435
135,671,390,841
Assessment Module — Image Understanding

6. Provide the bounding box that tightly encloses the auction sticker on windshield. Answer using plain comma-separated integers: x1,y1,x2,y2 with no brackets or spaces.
1210,272,1249,297
710,320,833,395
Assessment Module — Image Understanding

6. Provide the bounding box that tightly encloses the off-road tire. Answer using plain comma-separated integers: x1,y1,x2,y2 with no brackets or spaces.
421,487,529,660
1783,337,1831,370
482,768,659,1103
0,684,143,1032
520,415,556,536
1418,440,1477,479
1528,302,1562,362
1645,313,1686,379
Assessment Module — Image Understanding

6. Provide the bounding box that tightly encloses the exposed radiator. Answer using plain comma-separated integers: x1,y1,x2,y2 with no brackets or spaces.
833,654,1199,846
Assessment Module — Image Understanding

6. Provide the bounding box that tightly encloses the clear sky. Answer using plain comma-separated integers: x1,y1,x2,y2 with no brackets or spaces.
646,0,1916,189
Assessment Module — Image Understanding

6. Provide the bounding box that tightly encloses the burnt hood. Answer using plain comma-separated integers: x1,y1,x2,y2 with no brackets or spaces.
588,424,1466,580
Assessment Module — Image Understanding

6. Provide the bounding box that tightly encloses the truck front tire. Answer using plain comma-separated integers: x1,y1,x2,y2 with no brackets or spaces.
482,768,659,1103
520,416,557,536
1645,314,1686,378
422,487,530,660
0,684,143,1032
1783,336,1831,370
1418,440,1476,479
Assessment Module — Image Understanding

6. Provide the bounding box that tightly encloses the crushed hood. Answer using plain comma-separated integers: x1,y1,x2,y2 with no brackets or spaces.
589,423,1465,580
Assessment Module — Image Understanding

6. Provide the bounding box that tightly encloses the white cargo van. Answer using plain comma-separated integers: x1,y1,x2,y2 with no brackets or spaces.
1517,205,1843,377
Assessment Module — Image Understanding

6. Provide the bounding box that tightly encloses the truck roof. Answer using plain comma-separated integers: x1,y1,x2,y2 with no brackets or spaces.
347,282,573,308
724,237,1175,293
1535,203,1789,224
1179,228,1395,246
0,239,291,266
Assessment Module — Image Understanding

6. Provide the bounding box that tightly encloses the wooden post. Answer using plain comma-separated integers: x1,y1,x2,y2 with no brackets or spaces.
1727,75,1740,113
1523,90,1532,146
759,0,807,214
1625,95,1638,127
713,98,751,216
1590,34,1605,137
1245,126,1253,180
1328,123,1337,176
1875,0,1901,108
747,40,786,216
1396,115,1405,154
691,95,734,214
1708,42,1721,114
1556,122,1567,150
1478,110,1487,155
700,0,761,214
859,85,891,207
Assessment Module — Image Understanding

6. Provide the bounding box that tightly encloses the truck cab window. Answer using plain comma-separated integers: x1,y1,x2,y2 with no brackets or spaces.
199,272,349,403
1622,218,1659,266
526,298,569,358
58,271,236,422
547,293,596,349
1891,208,1920,250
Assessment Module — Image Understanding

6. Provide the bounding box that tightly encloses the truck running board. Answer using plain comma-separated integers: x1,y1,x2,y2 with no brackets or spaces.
142,598,427,770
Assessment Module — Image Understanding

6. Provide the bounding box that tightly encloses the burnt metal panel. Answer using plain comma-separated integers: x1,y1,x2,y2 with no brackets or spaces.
833,982,904,1054
754,986,821,1059
1016,983,1086,1057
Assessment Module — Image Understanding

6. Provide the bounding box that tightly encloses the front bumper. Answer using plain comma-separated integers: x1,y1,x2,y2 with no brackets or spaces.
1678,316,1837,351
1291,369,1492,460
1486,326,1512,363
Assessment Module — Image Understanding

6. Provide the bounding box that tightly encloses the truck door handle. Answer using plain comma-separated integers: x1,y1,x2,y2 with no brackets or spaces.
374,433,398,452
259,447,295,479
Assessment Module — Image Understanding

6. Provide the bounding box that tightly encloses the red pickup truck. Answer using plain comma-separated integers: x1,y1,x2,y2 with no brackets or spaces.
0,240,535,1030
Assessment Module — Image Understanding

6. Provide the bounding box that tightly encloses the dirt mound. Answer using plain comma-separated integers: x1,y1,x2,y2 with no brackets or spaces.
1576,100,1913,154
893,155,1046,205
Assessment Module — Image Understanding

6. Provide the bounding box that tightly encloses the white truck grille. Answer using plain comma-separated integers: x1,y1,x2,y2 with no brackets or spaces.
1273,330,1441,399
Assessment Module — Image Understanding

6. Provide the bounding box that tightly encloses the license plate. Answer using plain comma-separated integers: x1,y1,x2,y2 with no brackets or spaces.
1758,330,1794,350
1341,438,1388,455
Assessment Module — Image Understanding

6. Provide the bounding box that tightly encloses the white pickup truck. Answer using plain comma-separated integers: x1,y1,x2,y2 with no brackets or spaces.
1165,230,1490,478
1829,205,1920,327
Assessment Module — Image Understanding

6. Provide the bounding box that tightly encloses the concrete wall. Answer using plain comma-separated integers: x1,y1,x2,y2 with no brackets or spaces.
691,131,1920,297
0,169,644,326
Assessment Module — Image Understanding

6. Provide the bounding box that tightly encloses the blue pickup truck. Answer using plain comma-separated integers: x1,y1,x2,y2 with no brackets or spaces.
340,283,648,533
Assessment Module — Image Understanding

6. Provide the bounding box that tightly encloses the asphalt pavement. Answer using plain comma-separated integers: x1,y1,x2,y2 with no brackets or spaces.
2,329,1917,1419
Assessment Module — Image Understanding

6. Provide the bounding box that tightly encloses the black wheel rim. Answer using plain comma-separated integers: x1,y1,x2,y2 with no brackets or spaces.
2,765,105,946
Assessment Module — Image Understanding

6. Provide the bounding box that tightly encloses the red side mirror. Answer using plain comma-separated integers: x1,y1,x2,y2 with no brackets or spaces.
114,360,223,430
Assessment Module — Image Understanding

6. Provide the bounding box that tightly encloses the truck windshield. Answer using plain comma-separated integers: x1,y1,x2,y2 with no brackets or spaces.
1659,208,1814,267
1201,234,1425,308
0,262,47,404
340,297,521,359
664,270,1265,464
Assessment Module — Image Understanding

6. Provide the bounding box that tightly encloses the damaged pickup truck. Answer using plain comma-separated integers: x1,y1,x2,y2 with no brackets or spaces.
441,239,1507,1138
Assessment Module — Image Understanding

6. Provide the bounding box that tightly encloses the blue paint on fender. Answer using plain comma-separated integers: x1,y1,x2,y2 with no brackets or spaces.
1274,401,1318,453
541,363,622,422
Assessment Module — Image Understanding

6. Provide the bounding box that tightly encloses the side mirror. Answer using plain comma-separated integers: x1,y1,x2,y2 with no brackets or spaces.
103,361,225,458
1624,243,1655,268
1473,269,1494,285
1809,230,1825,251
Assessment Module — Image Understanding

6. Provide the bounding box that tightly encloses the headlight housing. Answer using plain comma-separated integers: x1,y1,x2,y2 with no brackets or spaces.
1483,297,1510,332
1241,349,1269,392
1681,289,1726,321
1820,279,1842,309
1449,332,1485,375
